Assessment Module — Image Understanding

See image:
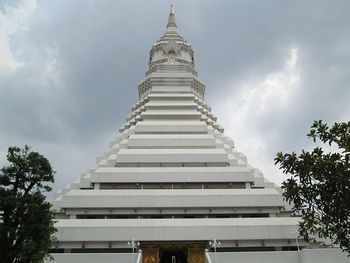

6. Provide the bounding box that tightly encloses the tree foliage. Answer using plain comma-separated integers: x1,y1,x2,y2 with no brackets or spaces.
275,120,350,254
0,146,56,263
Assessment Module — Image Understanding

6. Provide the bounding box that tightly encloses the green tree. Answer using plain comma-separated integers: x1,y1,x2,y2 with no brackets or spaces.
275,120,350,254
0,145,56,263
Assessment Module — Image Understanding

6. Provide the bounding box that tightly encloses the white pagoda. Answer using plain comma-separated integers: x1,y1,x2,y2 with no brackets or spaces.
50,6,348,263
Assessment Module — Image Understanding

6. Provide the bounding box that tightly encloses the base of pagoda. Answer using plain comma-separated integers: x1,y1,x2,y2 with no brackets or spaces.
141,241,206,263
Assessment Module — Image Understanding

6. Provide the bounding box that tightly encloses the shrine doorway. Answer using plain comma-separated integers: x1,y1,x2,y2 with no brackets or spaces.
160,248,187,263
141,242,205,263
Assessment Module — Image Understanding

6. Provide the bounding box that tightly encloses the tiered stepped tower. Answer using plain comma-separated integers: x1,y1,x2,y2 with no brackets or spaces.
51,6,347,263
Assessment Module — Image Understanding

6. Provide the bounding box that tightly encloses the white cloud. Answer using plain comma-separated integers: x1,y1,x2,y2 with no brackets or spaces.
0,0,37,74
215,48,301,185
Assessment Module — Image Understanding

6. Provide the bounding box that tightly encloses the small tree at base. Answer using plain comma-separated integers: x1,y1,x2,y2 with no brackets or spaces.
0,145,56,263
275,120,350,255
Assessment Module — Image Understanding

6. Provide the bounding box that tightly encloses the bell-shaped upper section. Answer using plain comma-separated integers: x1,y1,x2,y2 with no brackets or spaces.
139,6,204,100
148,5,195,72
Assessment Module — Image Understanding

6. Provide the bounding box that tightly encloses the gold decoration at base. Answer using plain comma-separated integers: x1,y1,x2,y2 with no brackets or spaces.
143,249,158,263
141,242,206,263
188,248,205,263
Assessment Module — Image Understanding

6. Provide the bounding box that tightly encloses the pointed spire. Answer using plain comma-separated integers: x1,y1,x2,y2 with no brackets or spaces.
167,4,177,29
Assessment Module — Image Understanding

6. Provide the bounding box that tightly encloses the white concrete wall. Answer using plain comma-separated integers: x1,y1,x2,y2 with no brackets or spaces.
114,148,228,163
206,248,349,263
48,248,348,263
134,120,208,133
54,217,300,242
59,188,283,208
48,253,135,263
90,167,255,183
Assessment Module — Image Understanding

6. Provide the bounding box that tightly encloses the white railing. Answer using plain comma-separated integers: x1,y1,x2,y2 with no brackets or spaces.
136,249,142,263
204,249,213,263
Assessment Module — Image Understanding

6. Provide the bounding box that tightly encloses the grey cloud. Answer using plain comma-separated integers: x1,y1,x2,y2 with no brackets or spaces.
0,0,349,192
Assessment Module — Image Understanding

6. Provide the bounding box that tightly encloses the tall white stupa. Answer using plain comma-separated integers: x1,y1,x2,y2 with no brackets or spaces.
50,6,348,263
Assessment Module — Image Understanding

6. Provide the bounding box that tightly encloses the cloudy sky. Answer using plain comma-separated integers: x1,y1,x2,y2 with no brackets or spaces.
1,0,349,196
